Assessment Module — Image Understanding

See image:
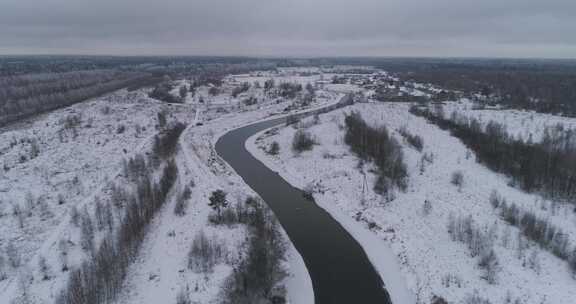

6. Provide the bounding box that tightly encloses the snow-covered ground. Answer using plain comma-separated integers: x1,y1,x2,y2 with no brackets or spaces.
6,66,574,304
0,89,193,285
0,71,345,303
443,100,576,143
249,102,576,304
113,89,341,304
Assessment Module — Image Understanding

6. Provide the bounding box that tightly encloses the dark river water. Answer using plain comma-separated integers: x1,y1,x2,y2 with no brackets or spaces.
215,111,392,304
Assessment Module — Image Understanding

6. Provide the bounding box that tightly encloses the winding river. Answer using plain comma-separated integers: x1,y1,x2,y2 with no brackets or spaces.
215,103,392,304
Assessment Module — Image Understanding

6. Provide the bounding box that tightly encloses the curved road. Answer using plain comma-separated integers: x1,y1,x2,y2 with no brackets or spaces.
215,106,392,304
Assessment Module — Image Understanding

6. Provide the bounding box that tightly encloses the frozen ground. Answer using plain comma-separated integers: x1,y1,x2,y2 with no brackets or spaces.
443,100,576,143
249,102,576,304
0,89,193,285
114,88,339,304
0,73,343,303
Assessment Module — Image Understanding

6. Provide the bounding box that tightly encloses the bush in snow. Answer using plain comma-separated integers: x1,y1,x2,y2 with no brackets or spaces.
58,193,66,205
59,239,69,272
398,125,424,152
80,208,95,253
174,186,192,216
208,189,228,220
422,200,432,216
267,141,280,155
188,231,226,273
292,129,315,153
69,206,80,227
489,190,505,209
497,201,572,269
447,214,500,284
176,286,192,304
38,256,51,281
464,290,493,304
0,254,7,281
6,242,20,268
12,203,25,229
220,202,287,304
152,122,187,161
431,295,448,304
451,170,464,190
570,250,576,275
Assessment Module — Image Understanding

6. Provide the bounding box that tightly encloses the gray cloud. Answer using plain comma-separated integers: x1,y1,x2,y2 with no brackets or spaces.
0,0,575,57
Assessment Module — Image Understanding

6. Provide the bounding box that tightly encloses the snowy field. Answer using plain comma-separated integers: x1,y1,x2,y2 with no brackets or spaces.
0,89,193,285
0,71,345,303
443,100,576,143
249,102,576,304
114,84,342,304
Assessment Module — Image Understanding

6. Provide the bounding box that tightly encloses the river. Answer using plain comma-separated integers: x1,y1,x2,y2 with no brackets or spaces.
215,104,392,304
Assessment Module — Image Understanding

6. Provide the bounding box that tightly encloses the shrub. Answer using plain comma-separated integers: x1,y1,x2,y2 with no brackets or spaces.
489,190,505,209
116,125,126,134
398,126,424,151
447,214,500,283
6,242,20,268
431,296,448,304
451,170,464,189
152,122,186,160
176,287,192,304
268,141,280,155
0,254,6,281
243,97,257,106
174,186,192,216
188,231,226,273
220,203,287,303
292,130,315,153
464,291,493,304
423,200,432,216
38,256,51,280
498,202,572,261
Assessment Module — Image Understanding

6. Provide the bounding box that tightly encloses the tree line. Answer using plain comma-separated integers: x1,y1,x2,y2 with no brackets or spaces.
410,105,576,200
389,61,576,115
344,111,408,196
0,70,152,127
55,124,184,304
490,191,576,275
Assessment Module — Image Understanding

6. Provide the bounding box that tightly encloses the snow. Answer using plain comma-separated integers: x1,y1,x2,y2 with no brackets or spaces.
284,245,314,304
0,89,192,288
248,101,576,304
443,100,576,143
0,72,346,303
5,65,574,304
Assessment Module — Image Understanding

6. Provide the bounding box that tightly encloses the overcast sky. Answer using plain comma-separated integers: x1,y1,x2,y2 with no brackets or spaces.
1,0,575,58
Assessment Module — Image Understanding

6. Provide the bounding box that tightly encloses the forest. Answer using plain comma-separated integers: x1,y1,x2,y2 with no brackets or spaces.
383,59,576,115
0,70,152,126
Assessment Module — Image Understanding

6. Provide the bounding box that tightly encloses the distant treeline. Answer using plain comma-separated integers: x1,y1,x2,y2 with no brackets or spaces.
0,70,153,127
386,60,576,115
410,105,576,200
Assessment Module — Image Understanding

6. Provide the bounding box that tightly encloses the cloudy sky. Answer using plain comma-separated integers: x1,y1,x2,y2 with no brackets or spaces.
1,0,575,58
